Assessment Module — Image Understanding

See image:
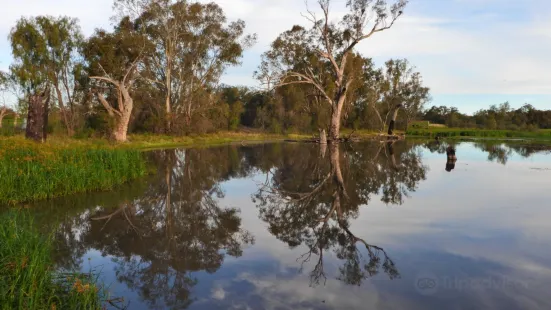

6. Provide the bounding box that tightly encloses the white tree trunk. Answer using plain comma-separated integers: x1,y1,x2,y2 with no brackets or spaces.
0,108,6,129
319,129,327,144
113,94,133,142
54,83,74,136
165,57,172,133
387,104,402,136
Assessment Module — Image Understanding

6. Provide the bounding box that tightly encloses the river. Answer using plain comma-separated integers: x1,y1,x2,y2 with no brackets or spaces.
27,140,551,309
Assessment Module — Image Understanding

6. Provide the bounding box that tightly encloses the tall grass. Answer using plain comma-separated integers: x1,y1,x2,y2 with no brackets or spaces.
406,128,551,139
0,211,102,309
0,137,148,204
0,119,20,137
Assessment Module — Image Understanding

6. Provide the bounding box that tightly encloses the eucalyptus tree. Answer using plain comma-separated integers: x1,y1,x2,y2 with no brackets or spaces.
83,17,150,142
256,0,408,142
116,0,256,133
379,59,430,134
9,16,84,136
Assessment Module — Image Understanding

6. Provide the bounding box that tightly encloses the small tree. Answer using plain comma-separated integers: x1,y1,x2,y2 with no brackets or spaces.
256,0,408,142
379,59,430,134
9,16,84,136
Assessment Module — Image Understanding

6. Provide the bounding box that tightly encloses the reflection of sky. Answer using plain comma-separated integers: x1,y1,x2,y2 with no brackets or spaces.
79,142,551,309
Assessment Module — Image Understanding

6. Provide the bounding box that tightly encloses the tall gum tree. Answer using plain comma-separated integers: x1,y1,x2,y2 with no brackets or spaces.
256,0,408,142
83,18,149,142
115,0,256,133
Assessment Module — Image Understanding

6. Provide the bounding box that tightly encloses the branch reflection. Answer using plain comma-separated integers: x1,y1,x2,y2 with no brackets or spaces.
254,141,427,287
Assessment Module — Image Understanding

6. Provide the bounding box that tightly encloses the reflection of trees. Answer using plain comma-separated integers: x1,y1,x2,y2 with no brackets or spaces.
473,142,551,165
474,142,512,165
253,142,427,286
424,140,551,166
48,147,254,309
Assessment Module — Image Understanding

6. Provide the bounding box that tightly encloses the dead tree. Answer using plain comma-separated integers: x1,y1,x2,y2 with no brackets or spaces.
25,88,50,142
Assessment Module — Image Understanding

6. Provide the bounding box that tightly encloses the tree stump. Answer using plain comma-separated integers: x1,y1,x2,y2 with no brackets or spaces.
319,129,327,145
26,89,50,142
446,146,457,172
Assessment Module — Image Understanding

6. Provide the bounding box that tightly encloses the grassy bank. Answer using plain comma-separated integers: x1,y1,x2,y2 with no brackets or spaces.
0,130,385,204
406,128,551,140
122,131,312,150
0,211,103,309
0,137,148,205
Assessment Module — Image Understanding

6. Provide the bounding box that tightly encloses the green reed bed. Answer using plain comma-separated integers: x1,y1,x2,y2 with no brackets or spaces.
0,138,148,204
0,211,103,310
406,128,551,140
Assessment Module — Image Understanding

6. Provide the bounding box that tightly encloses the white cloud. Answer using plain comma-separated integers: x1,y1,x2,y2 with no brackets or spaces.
211,286,226,300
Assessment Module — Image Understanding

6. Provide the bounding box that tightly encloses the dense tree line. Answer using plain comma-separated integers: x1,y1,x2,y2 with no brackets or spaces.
1,0,432,142
421,102,551,130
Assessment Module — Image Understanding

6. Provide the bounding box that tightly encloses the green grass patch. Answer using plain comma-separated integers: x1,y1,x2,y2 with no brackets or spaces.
0,119,21,137
121,131,314,150
0,211,103,309
0,137,148,204
406,128,551,140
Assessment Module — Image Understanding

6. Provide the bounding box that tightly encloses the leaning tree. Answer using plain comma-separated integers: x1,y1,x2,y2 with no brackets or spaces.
256,0,408,142
83,17,149,142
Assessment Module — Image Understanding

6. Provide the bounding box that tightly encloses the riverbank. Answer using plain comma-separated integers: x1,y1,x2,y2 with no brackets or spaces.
122,132,312,150
0,137,148,205
0,130,436,205
406,128,551,140
0,132,314,204
0,211,103,309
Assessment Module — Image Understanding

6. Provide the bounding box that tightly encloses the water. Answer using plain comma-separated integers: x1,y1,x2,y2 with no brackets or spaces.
28,140,551,309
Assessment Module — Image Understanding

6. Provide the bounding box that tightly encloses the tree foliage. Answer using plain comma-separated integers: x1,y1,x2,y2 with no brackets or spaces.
3,0,436,140
256,0,408,140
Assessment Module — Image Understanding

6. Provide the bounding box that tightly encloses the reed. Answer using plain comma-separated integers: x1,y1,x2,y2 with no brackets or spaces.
0,211,103,309
0,137,147,204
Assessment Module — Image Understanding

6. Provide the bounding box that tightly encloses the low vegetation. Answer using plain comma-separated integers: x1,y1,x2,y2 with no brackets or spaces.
123,131,311,150
0,137,147,205
420,103,551,130
407,128,551,139
0,211,103,309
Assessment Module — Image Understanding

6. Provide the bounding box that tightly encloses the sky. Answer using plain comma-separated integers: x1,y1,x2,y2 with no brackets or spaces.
0,0,550,114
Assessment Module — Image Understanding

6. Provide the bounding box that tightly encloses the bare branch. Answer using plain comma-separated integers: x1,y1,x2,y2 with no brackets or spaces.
95,93,121,118
90,76,119,87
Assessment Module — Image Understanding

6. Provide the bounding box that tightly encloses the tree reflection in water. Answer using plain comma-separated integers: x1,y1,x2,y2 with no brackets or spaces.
423,140,551,166
29,140,551,307
253,141,428,287
50,148,255,309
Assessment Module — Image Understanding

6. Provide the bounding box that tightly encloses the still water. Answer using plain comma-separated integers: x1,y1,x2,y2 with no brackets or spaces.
30,140,551,309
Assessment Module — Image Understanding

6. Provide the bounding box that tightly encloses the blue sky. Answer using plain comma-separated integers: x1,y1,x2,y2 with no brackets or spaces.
1,0,550,114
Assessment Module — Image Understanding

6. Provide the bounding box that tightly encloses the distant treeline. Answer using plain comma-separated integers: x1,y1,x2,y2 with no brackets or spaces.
421,102,551,130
